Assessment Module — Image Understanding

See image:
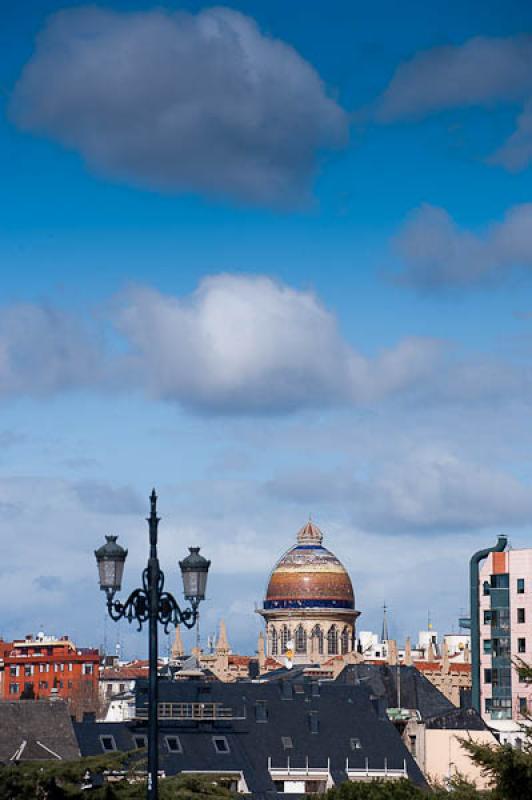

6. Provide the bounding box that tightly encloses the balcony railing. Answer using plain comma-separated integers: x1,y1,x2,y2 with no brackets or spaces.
135,702,235,720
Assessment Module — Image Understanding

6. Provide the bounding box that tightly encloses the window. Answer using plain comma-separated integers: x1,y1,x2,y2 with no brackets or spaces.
59,663,64,672
39,681,48,690
483,581,490,596
54,664,59,673
119,683,126,693
100,736,116,752
83,663,94,675
67,681,73,689
518,638,526,653
483,610,492,624
341,627,350,655
304,781,327,794
9,666,19,677
483,639,492,654
134,736,147,749
212,736,230,754
255,701,268,722
311,625,324,655
409,735,416,757
350,738,361,750
518,608,526,624
517,579,525,594
106,684,113,698
519,697,528,715
58,680,64,689
271,627,278,656
24,665,33,677
484,669,492,684
493,637,510,657
9,684,19,695
295,625,307,654
327,625,338,655
68,663,73,672
165,736,182,753
280,626,291,653
491,574,509,589
281,736,293,750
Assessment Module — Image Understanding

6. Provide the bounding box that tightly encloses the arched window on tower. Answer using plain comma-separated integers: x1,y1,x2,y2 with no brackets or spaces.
311,625,324,655
295,625,307,654
327,625,338,655
281,625,291,653
271,627,278,656
341,626,350,654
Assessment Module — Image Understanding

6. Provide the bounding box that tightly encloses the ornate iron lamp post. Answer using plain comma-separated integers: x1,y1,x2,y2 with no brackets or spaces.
95,489,210,800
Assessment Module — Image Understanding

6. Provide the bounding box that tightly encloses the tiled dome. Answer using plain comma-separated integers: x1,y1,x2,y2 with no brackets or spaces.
263,521,354,611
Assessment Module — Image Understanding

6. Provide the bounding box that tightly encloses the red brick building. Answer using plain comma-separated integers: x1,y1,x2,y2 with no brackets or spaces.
2,634,100,715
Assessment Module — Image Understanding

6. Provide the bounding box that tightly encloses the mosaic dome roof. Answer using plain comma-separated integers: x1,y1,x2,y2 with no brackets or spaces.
263,521,354,611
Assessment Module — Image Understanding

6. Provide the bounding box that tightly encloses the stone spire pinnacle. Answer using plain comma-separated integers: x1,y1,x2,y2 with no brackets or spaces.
216,619,230,654
171,625,184,660
381,602,389,642
296,520,323,545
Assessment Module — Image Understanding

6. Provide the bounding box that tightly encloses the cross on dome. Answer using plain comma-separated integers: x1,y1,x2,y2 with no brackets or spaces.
296,520,323,545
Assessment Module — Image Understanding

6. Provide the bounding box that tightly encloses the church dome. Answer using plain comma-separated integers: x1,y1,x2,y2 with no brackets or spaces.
263,521,354,611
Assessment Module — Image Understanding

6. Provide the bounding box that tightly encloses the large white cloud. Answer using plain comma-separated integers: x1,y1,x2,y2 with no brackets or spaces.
392,203,532,288
10,6,348,206
115,275,441,413
373,35,532,170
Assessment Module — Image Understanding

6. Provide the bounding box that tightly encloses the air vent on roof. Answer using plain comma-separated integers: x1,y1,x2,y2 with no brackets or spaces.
281,736,293,750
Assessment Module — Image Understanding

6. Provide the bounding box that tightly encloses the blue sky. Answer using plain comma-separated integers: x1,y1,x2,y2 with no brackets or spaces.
3,0,532,658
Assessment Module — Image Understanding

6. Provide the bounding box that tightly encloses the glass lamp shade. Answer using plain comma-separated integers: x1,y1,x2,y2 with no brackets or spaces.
179,547,210,603
95,535,128,593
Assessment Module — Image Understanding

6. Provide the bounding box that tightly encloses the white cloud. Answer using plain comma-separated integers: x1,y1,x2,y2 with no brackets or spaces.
265,448,532,534
0,302,102,397
10,6,347,206
373,35,532,170
115,275,441,413
392,203,532,288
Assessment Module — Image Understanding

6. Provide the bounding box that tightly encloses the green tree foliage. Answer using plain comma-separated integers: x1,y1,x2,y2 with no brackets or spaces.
0,754,237,800
318,777,491,800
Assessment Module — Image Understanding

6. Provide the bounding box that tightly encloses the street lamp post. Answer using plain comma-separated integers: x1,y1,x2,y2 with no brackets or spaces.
95,489,210,800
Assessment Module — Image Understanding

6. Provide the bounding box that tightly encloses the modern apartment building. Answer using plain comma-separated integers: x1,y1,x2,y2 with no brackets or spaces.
470,538,532,734
2,632,100,712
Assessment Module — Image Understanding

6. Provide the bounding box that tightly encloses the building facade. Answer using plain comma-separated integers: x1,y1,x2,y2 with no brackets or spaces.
473,544,532,728
257,521,359,665
2,633,100,716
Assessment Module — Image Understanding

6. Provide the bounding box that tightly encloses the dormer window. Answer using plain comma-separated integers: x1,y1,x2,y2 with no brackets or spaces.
212,736,230,753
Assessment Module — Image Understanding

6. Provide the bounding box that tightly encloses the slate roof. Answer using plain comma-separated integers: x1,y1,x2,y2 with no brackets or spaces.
336,664,455,719
74,676,426,796
424,707,488,731
335,664,487,734
0,700,80,762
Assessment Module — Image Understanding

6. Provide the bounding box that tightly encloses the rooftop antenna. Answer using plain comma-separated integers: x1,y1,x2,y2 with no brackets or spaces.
427,609,432,631
381,602,389,642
